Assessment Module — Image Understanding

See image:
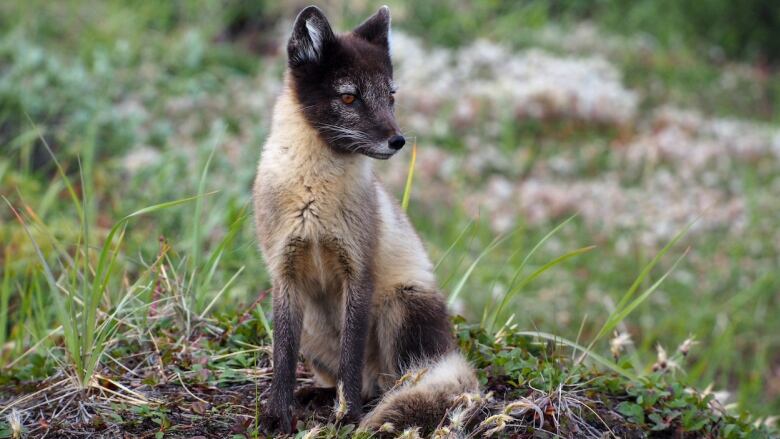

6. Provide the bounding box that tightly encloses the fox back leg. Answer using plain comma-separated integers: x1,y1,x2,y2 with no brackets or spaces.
392,286,454,369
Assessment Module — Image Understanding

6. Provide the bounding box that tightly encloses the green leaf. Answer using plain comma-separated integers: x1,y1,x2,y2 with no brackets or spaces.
722,424,738,438
649,412,669,431
682,409,708,431
617,401,645,424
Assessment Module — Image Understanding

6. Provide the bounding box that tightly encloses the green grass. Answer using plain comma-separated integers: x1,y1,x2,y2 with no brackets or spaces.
1,0,779,436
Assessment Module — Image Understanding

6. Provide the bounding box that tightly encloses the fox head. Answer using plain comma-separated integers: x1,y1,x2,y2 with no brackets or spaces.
287,5,405,159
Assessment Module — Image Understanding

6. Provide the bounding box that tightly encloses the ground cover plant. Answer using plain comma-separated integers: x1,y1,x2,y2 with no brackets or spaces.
1,1,779,437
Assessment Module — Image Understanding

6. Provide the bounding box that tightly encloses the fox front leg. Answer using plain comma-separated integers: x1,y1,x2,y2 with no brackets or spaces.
336,268,374,423
265,281,302,434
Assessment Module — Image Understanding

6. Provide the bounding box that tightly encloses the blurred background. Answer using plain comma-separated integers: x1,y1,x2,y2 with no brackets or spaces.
1,0,779,418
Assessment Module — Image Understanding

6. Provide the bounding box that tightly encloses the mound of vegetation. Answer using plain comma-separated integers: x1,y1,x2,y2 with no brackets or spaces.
0,297,771,438
0,196,773,437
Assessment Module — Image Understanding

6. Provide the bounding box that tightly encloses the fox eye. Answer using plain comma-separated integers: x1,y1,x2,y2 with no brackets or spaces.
341,94,356,105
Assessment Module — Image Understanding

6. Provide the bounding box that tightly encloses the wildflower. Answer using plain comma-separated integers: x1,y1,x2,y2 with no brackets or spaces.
333,381,348,421
302,426,322,439
480,413,513,437
677,336,698,357
432,426,451,438
395,427,422,439
699,383,732,410
652,345,681,373
390,367,429,394
7,410,22,439
448,408,467,430
379,422,395,433
652,344,668,372
610,331,633,360
503,400,533,414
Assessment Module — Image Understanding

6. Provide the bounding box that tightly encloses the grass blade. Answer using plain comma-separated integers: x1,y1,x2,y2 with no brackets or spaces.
590,222,695,348
434,220,475,272
200,266,245,319
613,222,694,321
511,214,578,288
0,247,12,357
24,114,83,218
487,245,596,332
447,234,508,306
190,128,222,302
3,196,82,379
401,140,417,212
590,248,690,354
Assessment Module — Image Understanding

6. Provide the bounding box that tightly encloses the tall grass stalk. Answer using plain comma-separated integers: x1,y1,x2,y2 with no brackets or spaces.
189,122,224,314
401,140,418,212
488,218,690,379
447,233,508,306
580,222,694,362
486,244,596,332
4,192,201,387
481,214,585,332
434,220,475,272
0,248,12,361
197,207,249,315
439,220,481,290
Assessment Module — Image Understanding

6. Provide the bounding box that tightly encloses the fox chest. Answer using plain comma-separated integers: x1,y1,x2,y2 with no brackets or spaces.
258,186,362,289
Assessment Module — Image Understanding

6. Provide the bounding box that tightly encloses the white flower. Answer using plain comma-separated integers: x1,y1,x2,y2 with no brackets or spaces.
610,331,633,359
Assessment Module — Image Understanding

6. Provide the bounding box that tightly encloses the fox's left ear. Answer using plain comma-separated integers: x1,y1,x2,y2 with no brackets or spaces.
288,6,336,67
353,5,391,50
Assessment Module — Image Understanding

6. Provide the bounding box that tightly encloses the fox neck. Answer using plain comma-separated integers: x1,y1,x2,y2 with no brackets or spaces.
265,74,373,188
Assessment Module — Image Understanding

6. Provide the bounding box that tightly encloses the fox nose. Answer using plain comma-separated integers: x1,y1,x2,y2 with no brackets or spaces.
388,135,406,150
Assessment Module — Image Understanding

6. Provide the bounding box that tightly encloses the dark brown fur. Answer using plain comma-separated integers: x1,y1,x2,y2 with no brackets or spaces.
395,286,455,370
287,6,400,158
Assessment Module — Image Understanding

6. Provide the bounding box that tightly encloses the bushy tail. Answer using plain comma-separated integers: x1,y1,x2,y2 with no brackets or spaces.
360,351,479,434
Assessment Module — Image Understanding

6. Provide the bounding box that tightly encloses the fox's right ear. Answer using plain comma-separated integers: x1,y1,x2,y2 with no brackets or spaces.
288,6,336,67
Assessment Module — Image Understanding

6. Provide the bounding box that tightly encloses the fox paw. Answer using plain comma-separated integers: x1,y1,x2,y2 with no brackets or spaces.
263,405,295,435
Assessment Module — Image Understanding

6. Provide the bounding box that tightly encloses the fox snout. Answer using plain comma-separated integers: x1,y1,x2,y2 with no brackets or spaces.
381,114,405,150
388,134,405,150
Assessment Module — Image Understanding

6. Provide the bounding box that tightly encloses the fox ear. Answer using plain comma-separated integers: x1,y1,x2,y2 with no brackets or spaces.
353,5,391,50
288,6,336,67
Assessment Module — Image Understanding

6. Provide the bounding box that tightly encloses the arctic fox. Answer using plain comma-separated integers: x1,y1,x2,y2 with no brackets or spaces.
253,5,478,434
